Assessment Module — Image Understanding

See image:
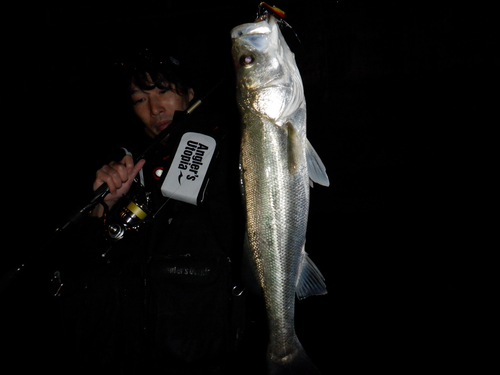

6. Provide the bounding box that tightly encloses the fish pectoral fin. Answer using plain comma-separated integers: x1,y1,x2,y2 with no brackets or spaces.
306,139,330,187
296,250,327,300
286,122,301,174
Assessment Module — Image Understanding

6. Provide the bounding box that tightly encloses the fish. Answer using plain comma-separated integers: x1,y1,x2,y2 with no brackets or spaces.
231,12,330,375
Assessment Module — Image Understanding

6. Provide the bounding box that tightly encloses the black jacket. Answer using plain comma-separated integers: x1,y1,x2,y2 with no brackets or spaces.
61,106,246,374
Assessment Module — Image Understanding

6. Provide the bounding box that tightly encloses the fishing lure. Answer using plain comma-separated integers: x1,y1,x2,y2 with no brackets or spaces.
256,2,302,45
259,2,286,19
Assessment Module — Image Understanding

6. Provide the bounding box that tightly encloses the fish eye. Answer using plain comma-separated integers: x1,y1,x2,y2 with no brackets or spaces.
240,54,255,67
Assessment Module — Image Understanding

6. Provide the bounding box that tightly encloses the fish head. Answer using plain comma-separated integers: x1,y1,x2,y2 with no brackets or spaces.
231,15,304,124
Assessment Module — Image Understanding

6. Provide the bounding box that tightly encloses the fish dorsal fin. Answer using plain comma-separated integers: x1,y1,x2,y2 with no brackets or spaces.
296,249,327,300
306,139,330,187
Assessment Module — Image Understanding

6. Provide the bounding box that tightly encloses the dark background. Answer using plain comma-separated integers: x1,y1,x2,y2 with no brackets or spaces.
2,0,495,373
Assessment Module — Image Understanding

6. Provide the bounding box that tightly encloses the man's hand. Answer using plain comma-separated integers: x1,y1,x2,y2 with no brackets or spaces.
91,155,146,218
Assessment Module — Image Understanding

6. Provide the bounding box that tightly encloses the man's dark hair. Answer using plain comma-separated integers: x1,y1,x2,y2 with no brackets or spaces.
116,47,194,99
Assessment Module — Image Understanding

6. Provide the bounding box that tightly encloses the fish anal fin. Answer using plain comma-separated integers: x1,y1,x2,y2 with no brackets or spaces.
306,139,330,187
296,249,327,300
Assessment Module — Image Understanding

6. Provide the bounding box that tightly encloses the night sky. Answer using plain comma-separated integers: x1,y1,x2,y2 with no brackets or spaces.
3,1,495,373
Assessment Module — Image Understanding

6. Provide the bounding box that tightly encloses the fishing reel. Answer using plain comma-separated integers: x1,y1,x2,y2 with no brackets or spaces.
104,179,151,242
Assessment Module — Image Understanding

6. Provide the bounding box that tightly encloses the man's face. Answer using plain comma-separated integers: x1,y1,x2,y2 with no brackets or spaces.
130,79,194,138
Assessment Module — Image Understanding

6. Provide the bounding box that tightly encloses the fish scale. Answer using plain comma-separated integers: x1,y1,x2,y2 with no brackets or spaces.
243,112,308,351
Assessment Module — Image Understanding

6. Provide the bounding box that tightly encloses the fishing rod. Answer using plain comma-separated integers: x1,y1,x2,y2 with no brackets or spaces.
0,78,225,293
61,78,224,230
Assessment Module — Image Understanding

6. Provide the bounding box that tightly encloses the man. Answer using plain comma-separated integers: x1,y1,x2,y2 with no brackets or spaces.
62,48,246,375
90,64,194,216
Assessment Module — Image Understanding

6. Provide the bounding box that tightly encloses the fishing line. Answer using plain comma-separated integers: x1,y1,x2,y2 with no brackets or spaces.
257,2,303,50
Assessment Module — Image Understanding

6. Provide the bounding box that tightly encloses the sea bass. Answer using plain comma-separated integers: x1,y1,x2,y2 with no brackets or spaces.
231,13,330,375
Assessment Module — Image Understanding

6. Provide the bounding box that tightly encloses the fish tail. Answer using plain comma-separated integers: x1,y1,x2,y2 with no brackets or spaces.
267,338,321,375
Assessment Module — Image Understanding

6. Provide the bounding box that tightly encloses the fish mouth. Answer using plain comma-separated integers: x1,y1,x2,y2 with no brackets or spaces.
231,19,275,63
231,15,273,39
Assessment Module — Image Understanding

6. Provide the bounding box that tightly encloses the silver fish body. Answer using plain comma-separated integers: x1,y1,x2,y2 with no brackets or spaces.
231,15,329,375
